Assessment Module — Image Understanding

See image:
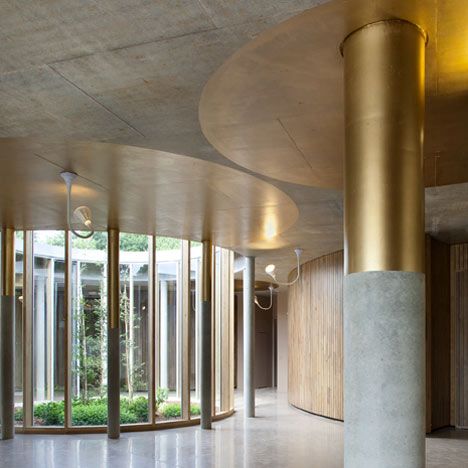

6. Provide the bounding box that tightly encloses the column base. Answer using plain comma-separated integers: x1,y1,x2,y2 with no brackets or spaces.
344,271,425,468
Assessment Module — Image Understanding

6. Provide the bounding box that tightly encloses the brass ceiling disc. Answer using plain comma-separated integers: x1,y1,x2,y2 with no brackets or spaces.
199,0,468,188
0,138,298,253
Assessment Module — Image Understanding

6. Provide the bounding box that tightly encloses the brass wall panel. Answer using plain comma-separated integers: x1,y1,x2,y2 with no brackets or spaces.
200,0,468,189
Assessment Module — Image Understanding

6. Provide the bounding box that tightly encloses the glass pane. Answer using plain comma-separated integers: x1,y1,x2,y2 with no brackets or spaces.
32,231,66,426
156,237,183,422
215,247,222,413
14,232,24,426
190,241,202,418
71,232,108,426
119,233,150,424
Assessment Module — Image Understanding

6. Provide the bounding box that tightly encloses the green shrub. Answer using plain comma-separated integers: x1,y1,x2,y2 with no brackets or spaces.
156,387,169,407
120,409,138,424
190,403,201,416
161,402,181,418
72,401,107,426
14,407,23,422
127,397,149,422
34,401,65,426
28,396,152,426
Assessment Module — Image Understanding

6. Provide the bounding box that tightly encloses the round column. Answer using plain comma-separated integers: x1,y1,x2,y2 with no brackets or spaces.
243,256,255,418
342,19,426,468
200,239,212,429
107,228,120,439
1,228,15,440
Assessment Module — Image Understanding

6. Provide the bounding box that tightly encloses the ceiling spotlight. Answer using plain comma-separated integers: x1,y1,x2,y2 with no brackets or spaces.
74,206,93,228
255,284,275,311
265,248,303,286
61,171,95,239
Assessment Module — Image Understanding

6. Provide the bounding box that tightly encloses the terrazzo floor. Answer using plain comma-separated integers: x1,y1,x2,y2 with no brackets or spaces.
1,389,467,467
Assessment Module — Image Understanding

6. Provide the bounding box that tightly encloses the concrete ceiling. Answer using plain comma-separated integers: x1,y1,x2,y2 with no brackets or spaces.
1,0,467,282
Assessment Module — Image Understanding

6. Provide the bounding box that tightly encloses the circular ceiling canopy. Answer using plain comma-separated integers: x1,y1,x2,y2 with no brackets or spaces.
199,0,468,188
0,138,298,254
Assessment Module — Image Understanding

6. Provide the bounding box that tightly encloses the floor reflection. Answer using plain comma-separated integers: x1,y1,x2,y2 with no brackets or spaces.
2,389,467,467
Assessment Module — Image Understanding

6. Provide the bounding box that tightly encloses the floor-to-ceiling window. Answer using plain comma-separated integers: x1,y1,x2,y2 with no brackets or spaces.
32,231,66,426
14,232,23,426
71,232,108,426
119,233,151,424
12,231,234,433
156,237,183,422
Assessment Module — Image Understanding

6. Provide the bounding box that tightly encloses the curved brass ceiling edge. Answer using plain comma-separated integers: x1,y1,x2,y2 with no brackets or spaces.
198,0,460,189
0,137,300,253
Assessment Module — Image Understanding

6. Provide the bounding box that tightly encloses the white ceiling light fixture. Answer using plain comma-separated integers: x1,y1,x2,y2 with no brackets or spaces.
60,171,95,239
254,284,275,311
265,248,303,286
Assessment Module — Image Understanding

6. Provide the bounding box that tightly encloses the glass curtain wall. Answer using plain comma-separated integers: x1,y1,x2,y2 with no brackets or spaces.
71,232,107,426
119,234,151,424
12,231,234,432
32,231,66,426
156,237,183,422
14,232,24,426
190,242,202,413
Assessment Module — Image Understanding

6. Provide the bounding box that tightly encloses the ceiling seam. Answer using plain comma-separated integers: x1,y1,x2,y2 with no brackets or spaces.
33,151,109,191
47,64,146,138
277,118,315,172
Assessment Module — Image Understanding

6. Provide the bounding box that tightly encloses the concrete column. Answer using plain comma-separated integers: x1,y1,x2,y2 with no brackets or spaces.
200,240,212,429
46,258,55,401
1,228,15,440
160,279,169,389
342,20,426,467
34,275,46,402
107,228,120,439
243,256,255,418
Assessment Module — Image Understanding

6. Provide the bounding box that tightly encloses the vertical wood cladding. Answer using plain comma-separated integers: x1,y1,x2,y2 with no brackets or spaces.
288,250,344,420
426,237,451,431
288,241,452,428
451,243,468,428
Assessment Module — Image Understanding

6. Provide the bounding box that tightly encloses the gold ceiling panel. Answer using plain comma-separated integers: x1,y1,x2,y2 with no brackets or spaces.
0,138,298,253
200,0,468,188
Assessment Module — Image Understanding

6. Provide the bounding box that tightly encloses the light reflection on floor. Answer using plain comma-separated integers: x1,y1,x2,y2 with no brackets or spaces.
2,389,468,467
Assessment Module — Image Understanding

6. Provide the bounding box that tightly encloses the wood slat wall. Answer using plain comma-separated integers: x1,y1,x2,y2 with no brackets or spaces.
288,241,453,428
451,243,468,428
288,250,343,420
426,237,451,431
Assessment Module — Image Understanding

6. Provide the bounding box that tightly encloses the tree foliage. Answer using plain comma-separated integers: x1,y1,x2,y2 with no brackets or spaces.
47,231,182,252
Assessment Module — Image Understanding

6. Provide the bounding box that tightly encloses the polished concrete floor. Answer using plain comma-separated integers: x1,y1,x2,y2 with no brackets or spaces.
2,389,468,467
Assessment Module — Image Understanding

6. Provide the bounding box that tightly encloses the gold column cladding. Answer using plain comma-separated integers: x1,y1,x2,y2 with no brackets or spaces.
342,19,426,274
1,228,15,296
202,240,212,302
108,228,120,329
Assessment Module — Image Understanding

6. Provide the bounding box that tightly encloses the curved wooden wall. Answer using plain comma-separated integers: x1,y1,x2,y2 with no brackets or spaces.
288,239,452,429
288,250,344,420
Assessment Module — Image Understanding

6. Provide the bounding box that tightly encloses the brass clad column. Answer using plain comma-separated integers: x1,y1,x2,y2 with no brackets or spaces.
1,228,15,440
243,256,255,418
107,229,120,439
342,20,426,467
200,240,212,429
